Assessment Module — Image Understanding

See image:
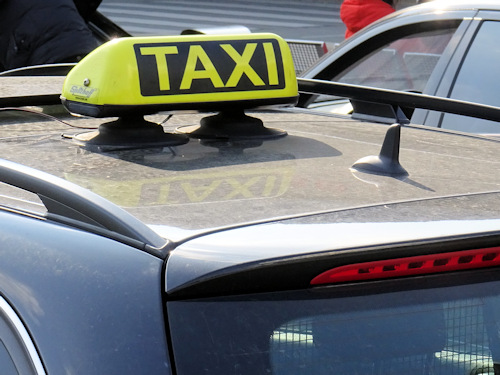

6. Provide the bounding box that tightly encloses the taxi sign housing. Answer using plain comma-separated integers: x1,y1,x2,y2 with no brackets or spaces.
61,33,298,117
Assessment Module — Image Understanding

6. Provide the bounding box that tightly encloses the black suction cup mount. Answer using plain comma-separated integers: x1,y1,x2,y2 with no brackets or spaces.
69,115,189,151
176,109,287,140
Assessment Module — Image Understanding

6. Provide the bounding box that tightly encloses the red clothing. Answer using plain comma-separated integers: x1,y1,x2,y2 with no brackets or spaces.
340,0,395,39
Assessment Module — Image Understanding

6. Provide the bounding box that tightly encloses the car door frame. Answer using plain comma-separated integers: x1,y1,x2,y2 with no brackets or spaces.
416,10,500,127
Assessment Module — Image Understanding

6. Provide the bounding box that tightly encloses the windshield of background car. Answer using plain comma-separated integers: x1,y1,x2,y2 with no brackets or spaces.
168,270,500,375
333,27,456,93
438,21,500,134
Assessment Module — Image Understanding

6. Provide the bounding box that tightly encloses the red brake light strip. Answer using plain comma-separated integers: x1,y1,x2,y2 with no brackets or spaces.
311,247,500,285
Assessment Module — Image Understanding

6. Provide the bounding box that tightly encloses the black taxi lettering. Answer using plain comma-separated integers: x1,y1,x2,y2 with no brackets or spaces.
134,39,285,96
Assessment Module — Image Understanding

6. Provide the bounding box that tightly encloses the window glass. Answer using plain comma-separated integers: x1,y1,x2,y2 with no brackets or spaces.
0,340,19,375
440,22,500,134
271,299,492,375
334,28,455,93
169,274,500,375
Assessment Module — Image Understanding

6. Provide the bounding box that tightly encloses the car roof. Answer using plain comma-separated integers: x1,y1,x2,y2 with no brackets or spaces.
362,0,500,36
1,85,499,233
409,0,500,11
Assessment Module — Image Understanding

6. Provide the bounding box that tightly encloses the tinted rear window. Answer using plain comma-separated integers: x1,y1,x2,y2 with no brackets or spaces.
168,271,500,375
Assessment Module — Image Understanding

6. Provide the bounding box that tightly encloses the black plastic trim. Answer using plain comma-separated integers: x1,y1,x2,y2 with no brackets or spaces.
62,96,299,118
87,11,131,41
298,78,500,123
0,94,61,108
0,63,76,77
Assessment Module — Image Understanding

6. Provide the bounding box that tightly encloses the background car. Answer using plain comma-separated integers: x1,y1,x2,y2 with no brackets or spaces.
300,0,500,136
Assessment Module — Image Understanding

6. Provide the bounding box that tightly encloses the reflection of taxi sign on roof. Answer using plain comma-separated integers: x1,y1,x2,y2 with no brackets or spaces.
61,34,298,149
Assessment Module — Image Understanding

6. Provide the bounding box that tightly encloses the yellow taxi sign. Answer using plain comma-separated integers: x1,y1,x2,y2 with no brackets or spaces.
61,33,298,117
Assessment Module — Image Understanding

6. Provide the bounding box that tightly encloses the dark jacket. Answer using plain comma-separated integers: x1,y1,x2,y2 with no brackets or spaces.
340,0,395,38
0,0,98,70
